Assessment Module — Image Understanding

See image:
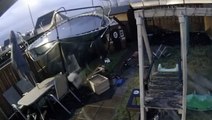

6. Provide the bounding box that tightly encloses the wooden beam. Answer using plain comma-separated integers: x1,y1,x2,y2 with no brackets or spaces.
178,14,188,120
135,12,146,120
140,17,152,64
131,0,212,9
135,7,212,18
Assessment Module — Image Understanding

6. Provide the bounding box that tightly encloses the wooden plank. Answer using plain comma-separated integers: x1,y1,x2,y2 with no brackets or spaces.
131,0,212,9
179,15,188,120
135,13,146,120
145,97,182,109
135,7,212,18
0,62,19,117
145,106,182,111
140,17,152,64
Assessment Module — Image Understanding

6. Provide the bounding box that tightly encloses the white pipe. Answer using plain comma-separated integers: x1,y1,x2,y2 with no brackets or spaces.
135,12,145,120
178,14,188,120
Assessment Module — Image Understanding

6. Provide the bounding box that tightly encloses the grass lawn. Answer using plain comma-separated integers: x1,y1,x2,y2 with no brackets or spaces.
113,72,139,120
186,45,212,120
113,45,212,120
80,44,212,120
154,45,212,120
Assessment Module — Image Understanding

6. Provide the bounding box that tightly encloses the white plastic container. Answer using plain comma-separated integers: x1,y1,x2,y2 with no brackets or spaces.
88,74,110,95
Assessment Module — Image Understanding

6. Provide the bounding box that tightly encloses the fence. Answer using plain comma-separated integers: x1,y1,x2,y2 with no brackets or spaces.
0,54,47,118
0,61,20,117
146,16,205,32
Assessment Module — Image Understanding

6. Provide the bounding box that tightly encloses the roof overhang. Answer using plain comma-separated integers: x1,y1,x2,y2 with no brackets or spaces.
0,0,17,17
131,0,212,9
110,5,130,15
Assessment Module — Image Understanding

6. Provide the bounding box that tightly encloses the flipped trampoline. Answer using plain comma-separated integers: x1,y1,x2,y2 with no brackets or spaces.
27,6,110,75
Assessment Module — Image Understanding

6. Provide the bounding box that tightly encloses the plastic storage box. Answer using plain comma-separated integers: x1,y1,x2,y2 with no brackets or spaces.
88,74,110,95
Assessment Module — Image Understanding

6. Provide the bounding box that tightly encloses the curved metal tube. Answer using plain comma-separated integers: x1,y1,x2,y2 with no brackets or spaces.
53,6,106,40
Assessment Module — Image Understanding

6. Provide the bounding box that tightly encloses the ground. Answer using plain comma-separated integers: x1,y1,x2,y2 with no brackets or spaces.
109,44,212,120
44,43,212,120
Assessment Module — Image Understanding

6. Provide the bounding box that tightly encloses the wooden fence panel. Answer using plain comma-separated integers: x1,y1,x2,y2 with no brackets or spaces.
146,16,204,32
0,54,51,117
0,62,19,117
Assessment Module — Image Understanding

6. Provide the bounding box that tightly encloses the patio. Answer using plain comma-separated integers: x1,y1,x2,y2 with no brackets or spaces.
1,44,135,120
49,46,139,120
28,46,140,120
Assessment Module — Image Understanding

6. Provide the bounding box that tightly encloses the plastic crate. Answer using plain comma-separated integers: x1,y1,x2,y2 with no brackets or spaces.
88,74,110,95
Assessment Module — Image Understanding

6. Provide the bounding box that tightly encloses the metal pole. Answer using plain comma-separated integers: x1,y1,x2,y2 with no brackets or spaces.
26,0,35,28
178,14,188,120
91,0,94,6
135,12,145,120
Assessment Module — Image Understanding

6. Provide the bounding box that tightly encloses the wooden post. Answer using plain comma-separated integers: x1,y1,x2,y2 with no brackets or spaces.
204,16,212,39
140,17,152,64
135,11,145,120
178,14,188,120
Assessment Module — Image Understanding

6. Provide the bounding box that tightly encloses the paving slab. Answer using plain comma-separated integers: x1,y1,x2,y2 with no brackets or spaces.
92,107,116,120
